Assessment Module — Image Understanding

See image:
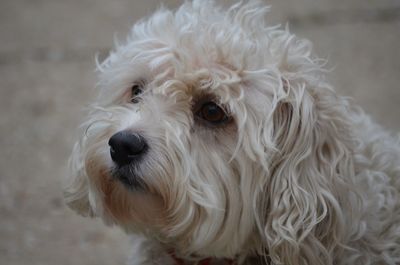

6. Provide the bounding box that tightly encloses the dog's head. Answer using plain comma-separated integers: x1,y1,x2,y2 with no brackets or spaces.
64,1,357,263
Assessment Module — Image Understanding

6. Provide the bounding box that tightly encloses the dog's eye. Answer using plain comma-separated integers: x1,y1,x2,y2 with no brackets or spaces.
131,83,144,103
196,102,229,124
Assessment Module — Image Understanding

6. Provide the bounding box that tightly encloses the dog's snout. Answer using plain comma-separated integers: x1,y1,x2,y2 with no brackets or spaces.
108,131,148,167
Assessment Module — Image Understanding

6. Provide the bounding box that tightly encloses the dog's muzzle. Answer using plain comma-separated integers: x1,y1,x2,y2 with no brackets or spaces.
108,130,148,167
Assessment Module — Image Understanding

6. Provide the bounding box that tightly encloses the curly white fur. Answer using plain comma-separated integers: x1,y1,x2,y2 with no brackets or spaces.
63,1,400,264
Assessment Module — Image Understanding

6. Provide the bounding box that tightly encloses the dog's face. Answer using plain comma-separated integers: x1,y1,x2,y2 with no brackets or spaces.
64,0,354,262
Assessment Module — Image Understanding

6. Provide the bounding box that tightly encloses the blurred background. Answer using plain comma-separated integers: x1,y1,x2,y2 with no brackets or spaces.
0,0,399,264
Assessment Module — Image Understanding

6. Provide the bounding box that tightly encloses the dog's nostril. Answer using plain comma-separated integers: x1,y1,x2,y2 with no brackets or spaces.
108,131,148,167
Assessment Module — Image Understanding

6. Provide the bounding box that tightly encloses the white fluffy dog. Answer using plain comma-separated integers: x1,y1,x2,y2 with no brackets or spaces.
64,1,400,264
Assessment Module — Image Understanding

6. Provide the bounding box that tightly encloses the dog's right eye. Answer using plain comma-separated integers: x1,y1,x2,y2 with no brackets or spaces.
195,102,231,126
131,83,144,103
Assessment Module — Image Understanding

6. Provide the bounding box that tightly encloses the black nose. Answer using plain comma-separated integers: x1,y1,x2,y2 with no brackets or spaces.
108,131,148,167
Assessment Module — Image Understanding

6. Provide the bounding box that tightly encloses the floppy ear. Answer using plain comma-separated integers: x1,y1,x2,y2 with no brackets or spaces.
63,140,94,217
259,84,359,265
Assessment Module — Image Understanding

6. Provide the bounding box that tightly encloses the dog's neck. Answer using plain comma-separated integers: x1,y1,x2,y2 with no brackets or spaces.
168,250,267,265
168,250,235,265
170,255,234,265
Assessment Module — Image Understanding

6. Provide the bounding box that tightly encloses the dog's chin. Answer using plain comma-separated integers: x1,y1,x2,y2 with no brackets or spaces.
111,165,146,190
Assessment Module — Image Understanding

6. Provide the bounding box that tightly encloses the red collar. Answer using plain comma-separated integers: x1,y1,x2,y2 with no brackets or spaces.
168,251,236,265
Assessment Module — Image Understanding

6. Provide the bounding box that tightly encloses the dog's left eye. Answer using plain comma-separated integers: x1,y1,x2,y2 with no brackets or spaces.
196,102,230,125
131,83,144,103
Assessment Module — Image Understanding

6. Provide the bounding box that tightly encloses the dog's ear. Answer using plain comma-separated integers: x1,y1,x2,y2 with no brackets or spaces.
258,85,358,265
63,140,94,217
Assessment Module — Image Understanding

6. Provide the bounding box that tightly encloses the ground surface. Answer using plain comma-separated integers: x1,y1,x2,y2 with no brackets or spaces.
0,1,399,265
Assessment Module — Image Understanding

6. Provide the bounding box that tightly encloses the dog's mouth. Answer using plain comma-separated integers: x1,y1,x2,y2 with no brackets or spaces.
110,165,146,189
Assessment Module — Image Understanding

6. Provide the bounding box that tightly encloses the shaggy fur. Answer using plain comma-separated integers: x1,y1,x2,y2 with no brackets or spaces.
63,1,400,264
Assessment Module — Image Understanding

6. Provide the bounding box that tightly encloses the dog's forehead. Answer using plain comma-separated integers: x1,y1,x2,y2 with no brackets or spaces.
133,44,243,99
98,7,286,107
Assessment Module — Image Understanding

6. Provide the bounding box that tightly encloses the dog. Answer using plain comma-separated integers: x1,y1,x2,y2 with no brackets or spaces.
63,1,400,264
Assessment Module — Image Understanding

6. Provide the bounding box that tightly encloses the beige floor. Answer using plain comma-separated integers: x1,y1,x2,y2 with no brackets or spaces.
0,1,399,265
